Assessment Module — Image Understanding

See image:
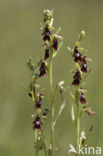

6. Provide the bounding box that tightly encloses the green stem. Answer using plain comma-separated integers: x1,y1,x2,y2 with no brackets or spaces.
35,150,38,156
75,89,80,154
76,106,80,150
43,141,48,156
48,50,54,156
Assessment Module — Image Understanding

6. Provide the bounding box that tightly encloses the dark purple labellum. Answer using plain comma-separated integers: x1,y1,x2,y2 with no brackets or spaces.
44,49,49,60
28,92,32,98
52,38,58,51
72,71,81,86
40,146,43,150
73,46,82,62
42,25,51,41
81,57,87,73
39,61,47,77
33,116,42,130
79,93,87,104
35,96,41,109
39,70,46,77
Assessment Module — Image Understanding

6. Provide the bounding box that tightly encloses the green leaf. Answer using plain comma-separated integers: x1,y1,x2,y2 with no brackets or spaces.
71,105,75,121
67,46,73,55
54,34,63,40
85,57,92,62
68,87,75,102
54,99,66,127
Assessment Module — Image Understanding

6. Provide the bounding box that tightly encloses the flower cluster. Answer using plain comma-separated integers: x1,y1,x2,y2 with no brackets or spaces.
71,31,96,115
68,31,96,148
26,56,50,154
26,9,64,155
72,52,87,86
73,46,87,74
28,77,44,131
40,9,63,77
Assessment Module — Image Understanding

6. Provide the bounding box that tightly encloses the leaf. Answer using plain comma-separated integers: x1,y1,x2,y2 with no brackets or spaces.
85,57,92,62
71,105,75,121
68,87,75,102
67,46,73,55
77,47,85,52
54,34,63,40
54,99,66,127
78,88,87,93
49,18,54,27
75,63,82,75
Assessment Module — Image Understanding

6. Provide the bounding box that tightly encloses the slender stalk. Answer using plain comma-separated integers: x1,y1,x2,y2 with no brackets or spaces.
48,50,55,156
75,89,80,154
48,55,53,92
35,150,38,156
34,129,38,156
43,141,48,156
76,106,80,151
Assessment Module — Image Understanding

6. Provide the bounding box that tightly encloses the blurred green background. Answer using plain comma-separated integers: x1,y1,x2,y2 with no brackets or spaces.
0,0,103,156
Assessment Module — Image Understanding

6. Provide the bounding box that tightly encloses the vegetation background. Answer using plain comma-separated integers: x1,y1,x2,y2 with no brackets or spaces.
0,0,103,155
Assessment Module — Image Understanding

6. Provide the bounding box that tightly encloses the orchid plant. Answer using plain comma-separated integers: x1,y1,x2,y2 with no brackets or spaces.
68,31,96,153
24,9,96,156
26,9,65,156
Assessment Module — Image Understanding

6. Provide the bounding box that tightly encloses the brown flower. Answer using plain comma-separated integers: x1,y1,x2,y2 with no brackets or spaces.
35,96,41,109
81,56,87,73
52,38,58,51
79,93,87,104
44,49,49,60
72,71,81,86
33,116,42,130
42,25,51,41
39,61,47,77
73,46,82,62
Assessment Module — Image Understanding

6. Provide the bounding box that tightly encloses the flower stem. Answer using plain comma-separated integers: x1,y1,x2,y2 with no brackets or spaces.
48,50,54,156
35,150,38,156
43,141,48,156
75,89,80,153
